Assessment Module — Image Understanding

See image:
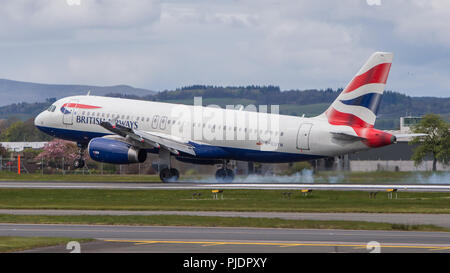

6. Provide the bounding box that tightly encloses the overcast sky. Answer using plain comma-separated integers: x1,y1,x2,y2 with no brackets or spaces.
0,0,449,97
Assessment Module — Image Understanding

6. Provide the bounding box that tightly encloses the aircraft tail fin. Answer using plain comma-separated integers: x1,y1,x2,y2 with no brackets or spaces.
322,52,394,128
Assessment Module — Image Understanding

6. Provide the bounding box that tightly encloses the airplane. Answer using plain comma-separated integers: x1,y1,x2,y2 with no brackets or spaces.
34,52,423,182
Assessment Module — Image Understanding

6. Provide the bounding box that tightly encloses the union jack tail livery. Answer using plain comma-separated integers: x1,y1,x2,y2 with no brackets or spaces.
324,52,393,128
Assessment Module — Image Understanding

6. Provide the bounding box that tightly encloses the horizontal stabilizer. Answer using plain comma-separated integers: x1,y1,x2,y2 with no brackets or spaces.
330,131,366,141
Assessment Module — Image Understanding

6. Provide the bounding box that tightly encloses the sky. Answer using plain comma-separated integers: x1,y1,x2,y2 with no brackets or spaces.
0,0,449,97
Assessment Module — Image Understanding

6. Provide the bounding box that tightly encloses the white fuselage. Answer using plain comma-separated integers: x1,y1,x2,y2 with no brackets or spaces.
35,95,369,163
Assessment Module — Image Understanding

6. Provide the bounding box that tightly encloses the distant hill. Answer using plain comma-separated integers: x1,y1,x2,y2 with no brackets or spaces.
0,79,156,106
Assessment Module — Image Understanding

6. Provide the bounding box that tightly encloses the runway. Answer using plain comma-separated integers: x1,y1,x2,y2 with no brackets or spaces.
2,223,448,253
1,180,449,253
1,209,450,228
1,181,450,192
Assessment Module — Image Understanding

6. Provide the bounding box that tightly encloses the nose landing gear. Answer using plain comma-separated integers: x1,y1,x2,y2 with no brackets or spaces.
73,158,85,169
73,144,86,169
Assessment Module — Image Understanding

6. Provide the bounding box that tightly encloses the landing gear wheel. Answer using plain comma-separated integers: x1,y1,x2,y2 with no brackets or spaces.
215,168,234,182
169,168,180,181
215,169,227,181
74,143,86,169
73,158,85,169
225,169,235,182
160,168,180,182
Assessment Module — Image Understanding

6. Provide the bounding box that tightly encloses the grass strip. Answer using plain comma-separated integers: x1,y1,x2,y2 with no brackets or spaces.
0,188,449,214
0,236,92,253
0,214,448,232
0,173,161,182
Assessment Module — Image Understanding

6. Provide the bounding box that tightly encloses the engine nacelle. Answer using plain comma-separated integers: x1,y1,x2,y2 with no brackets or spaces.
88,137,147,164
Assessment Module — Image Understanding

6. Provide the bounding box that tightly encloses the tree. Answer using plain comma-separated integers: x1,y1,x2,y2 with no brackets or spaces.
410,114,449,171
0,144,8,157
0,118,52,142
35,139,78,168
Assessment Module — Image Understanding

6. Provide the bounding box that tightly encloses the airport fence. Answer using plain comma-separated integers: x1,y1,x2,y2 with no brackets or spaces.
0,155,159,175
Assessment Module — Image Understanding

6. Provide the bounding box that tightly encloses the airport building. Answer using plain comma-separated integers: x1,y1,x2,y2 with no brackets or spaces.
0,142,48,152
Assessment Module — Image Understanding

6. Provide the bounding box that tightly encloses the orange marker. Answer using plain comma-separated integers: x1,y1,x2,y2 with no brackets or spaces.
17,155,21,174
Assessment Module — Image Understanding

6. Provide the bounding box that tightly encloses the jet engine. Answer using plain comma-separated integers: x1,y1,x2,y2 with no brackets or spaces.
88,137,147,164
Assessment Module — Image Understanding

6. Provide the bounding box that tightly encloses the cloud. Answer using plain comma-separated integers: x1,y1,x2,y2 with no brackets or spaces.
0,0,161,40
0,0,449,97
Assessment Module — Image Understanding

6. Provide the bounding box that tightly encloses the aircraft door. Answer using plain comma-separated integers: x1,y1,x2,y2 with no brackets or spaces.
62,100,78,125
296,123,313,150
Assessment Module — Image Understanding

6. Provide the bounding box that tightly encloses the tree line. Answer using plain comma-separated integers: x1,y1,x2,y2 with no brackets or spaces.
109,85,450,116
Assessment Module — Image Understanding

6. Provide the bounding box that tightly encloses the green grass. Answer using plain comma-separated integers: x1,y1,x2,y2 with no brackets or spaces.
0,188,449,213
0,173,161,182
0,236,92,253
0,214,447,233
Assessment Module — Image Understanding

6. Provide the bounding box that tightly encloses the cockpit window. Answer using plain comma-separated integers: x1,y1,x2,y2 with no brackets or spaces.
47,105,56,112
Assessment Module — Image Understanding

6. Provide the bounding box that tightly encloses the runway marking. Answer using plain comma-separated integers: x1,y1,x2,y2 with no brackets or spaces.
200,242,227,247
429,247,450,251
103,239,450,251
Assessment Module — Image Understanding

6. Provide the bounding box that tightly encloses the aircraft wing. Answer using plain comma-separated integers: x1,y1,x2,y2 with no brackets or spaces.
99,121,196,156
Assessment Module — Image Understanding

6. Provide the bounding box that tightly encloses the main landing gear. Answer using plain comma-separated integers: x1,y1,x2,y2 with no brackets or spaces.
158,149,180,182
73,144,86,169
159,168,180,182
215,160,235,182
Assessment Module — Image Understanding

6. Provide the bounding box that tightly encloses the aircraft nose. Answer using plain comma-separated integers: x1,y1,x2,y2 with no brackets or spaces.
34,112,45,127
